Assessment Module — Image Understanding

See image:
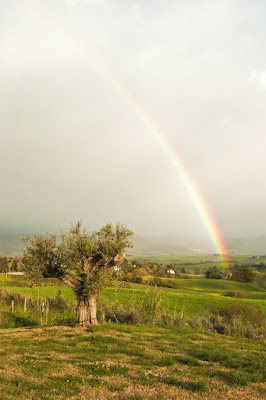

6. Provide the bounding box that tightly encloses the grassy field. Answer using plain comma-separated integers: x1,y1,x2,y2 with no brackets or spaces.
132,255,226,270
135,254,266,271
1,275,265,317
0,324,265,400
0,261,265,399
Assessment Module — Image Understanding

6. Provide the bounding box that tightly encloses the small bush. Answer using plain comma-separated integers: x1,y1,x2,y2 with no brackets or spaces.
99,288,163,325
187,303,266,339
153,277,178,289
224,291,241,298
205,266,223,279
47,290,71,312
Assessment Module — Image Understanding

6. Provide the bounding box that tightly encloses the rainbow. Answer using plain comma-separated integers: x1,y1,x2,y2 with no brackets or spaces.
24,4,230,262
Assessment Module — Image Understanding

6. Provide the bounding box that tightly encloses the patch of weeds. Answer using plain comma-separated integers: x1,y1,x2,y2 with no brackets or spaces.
87,378,107,387
155,355,175,366
229,370,264,386
0,396,9,400
162,376,180,386
225,352,266,375
82,362,128,377
190,346,231,363
71,350,108,363
86,335,120,345
208,368,264,386
174,355,200,366
109,343,145,357
8,378,38,391
182,380,208,392
131,355,154,367
47,376,82,396
18,355,62,376
126,396,146,400
63,333,76,338
163,377,207,391
136,369,165,386
257,386,266,396
121,347,145,357
86,325,100,333
63,339,81,347
108,383,127,392
36,338,64,352
18,355,39,365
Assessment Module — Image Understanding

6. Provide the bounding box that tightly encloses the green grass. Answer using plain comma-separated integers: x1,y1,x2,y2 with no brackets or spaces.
0,324,265,399
134,254,266,271
152,277,266,299
0,285,76,303
101,284,265,316
1,274,265,318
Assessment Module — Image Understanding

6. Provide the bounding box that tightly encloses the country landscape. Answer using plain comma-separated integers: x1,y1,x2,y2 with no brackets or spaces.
0,229,265,399
1,1,266,399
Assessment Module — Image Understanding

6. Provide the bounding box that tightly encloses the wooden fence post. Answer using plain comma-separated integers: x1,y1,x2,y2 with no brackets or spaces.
45,300,49,325
24,297,27,312
11,300,14,313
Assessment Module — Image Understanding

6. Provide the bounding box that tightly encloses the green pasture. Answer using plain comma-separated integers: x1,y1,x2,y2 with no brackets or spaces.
139,255,223,267
1,275,265,317
147,277,266,299
0,285,76,304
137,254,265,270
102,286,265,317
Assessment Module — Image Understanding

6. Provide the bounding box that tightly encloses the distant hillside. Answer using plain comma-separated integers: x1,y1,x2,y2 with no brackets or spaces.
129,235,215,256
0,234,25,257
0,233,265,257
227,236,266,255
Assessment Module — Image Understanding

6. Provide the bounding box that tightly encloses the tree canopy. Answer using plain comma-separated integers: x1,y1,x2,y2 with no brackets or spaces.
23,222,133,325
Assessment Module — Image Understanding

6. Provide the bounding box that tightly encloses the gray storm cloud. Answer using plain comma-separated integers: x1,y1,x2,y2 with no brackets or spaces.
0,0,265,240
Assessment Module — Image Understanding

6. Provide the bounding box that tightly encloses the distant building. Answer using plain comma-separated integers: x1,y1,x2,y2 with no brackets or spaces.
167,269,175,275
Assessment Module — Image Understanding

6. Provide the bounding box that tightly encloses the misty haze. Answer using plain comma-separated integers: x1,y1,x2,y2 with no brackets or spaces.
0,0,265,254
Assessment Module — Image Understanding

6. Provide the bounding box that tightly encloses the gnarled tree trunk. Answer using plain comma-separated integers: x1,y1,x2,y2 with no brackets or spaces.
88,295,98,325
77,295,98,326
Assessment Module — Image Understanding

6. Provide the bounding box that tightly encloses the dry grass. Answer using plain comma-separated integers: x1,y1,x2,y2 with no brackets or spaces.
0,324,265,399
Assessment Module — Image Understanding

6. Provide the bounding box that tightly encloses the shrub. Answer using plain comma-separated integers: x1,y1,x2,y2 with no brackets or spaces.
205,266,223,279
98,288,163,325
187,303,266,339
134,276,147,285
224,291,242,298
230,267,256,283
153,277,178,289
47,290,71,312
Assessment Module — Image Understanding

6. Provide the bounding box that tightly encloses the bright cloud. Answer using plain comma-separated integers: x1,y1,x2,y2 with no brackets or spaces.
66,0,106,7
249,70,266,89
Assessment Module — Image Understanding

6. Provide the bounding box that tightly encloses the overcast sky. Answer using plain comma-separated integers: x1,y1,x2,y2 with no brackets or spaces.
0,0,265,241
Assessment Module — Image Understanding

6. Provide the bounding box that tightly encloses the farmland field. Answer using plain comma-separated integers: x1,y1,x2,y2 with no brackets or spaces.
0,255,265,399
1,274,265,317
134,254,266,271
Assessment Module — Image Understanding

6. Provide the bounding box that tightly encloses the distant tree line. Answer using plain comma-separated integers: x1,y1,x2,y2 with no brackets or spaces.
205,263,266,283
0,257,9,273
0,257,23,273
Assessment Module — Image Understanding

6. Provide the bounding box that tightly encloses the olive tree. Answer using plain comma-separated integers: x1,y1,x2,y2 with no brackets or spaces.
23,222,133,326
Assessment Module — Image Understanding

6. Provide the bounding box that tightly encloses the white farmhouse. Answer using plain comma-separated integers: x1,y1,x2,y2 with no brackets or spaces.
167,269,175,275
